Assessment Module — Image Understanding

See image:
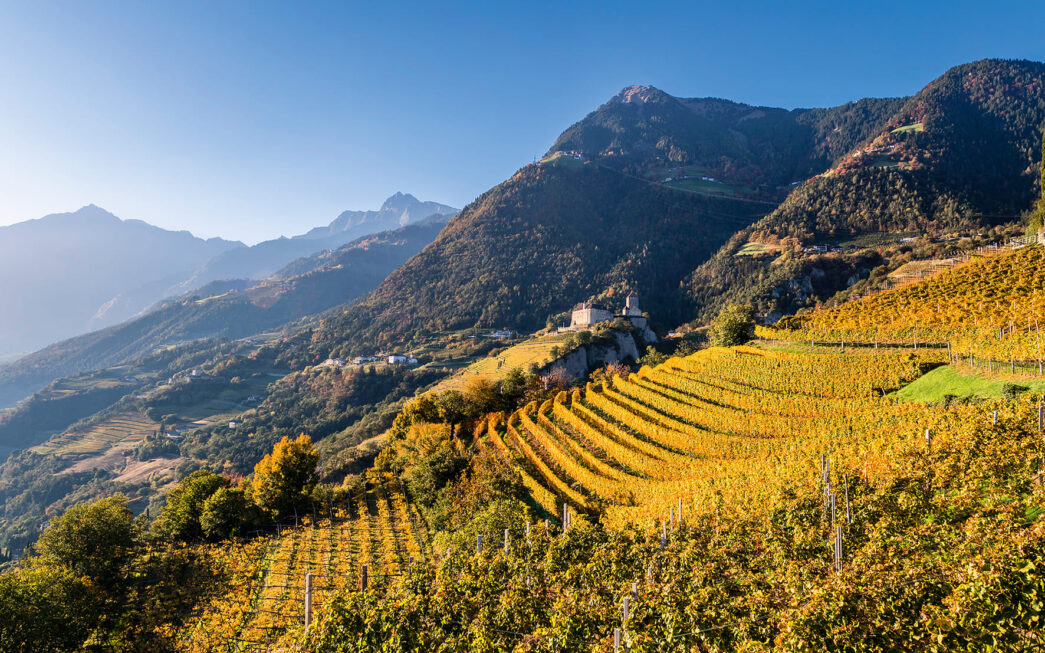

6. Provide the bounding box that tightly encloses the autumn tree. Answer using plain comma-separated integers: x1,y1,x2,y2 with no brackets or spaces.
251,434,319,520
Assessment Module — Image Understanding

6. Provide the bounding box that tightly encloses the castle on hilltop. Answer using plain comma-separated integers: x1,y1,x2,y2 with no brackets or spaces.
568,294,647,330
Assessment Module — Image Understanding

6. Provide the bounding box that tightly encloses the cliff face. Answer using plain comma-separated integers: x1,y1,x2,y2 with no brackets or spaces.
544,330,644,380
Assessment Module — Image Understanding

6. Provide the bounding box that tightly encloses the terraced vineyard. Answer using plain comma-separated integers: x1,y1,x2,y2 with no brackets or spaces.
31,410,158,456
484,345,946,528
179,472,427,652
764,244,1045,362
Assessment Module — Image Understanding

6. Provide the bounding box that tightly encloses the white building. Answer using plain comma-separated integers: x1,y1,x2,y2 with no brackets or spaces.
388,355,408,365
566,295,649,332
570,302,614,328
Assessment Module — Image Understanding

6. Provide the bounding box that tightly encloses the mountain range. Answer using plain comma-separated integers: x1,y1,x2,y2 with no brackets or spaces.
0,194,456,360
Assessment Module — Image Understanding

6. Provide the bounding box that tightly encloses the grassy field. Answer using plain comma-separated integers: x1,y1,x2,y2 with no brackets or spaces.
539,153,584,168
735,242,777,257
822,230,920,249
891,122,924,134
894,365,1045,403
662,177,753,197
32,411,159,456
431,333,568,392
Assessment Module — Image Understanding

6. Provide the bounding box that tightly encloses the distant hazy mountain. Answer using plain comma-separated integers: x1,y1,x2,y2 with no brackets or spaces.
0,217,451,408
168,193,457,293
0,205,242,357
0,195,456,359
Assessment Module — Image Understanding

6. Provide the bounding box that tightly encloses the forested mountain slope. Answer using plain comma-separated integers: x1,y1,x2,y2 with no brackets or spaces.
684,59,1045,322
277,162,765,364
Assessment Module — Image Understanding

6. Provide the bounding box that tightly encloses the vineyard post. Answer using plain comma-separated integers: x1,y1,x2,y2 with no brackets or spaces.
830,493,836,526
504,528,510,554
1039,398,1043,433
526,522,531,541
660,521,666,551
843,475,851,525
563,504,569,532
925,428,932,449
1011,360,1015,374
614,628,621,653
294,507,299,527
477,535,482,555
677,497,683,525
361,564,368,591
824,482,831,523
993,410,998,426
946,341,951,361
631,581,638,599
646,563,653,582
544,519,549,536
304,573,313,631
622,596,630,623
835,525,844,572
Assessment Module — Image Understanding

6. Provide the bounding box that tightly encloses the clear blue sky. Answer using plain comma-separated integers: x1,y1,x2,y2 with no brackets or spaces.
1,1,1043,244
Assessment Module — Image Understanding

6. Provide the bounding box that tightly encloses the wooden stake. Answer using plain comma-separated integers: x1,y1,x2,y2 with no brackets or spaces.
925,428,932,448
623,596,630,623
304,573,313,630
843,475,851,525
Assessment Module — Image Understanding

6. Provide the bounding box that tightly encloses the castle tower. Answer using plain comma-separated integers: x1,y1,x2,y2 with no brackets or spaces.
623,294,641,317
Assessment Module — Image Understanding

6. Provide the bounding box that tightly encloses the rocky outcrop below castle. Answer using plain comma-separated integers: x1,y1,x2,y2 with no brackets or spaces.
543,329,646,381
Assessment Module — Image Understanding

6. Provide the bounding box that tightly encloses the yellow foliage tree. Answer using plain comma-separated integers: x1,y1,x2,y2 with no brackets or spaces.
251,434,319,519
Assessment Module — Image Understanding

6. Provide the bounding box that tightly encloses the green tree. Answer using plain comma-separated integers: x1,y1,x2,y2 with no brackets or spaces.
709,303,755,347
34,494,140,590
200,486,251,539
251,434,319,519
153,470,229,541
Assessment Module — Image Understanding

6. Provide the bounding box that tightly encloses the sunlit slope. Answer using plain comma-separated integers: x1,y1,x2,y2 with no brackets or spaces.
765,244,1045,360
178,472,426,652
483,345,945,527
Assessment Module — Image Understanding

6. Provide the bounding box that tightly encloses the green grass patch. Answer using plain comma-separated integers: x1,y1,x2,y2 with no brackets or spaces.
894,365,1045,403
663,177,753,197
540,153,584,169
891,122,924,134
735,242,777,257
